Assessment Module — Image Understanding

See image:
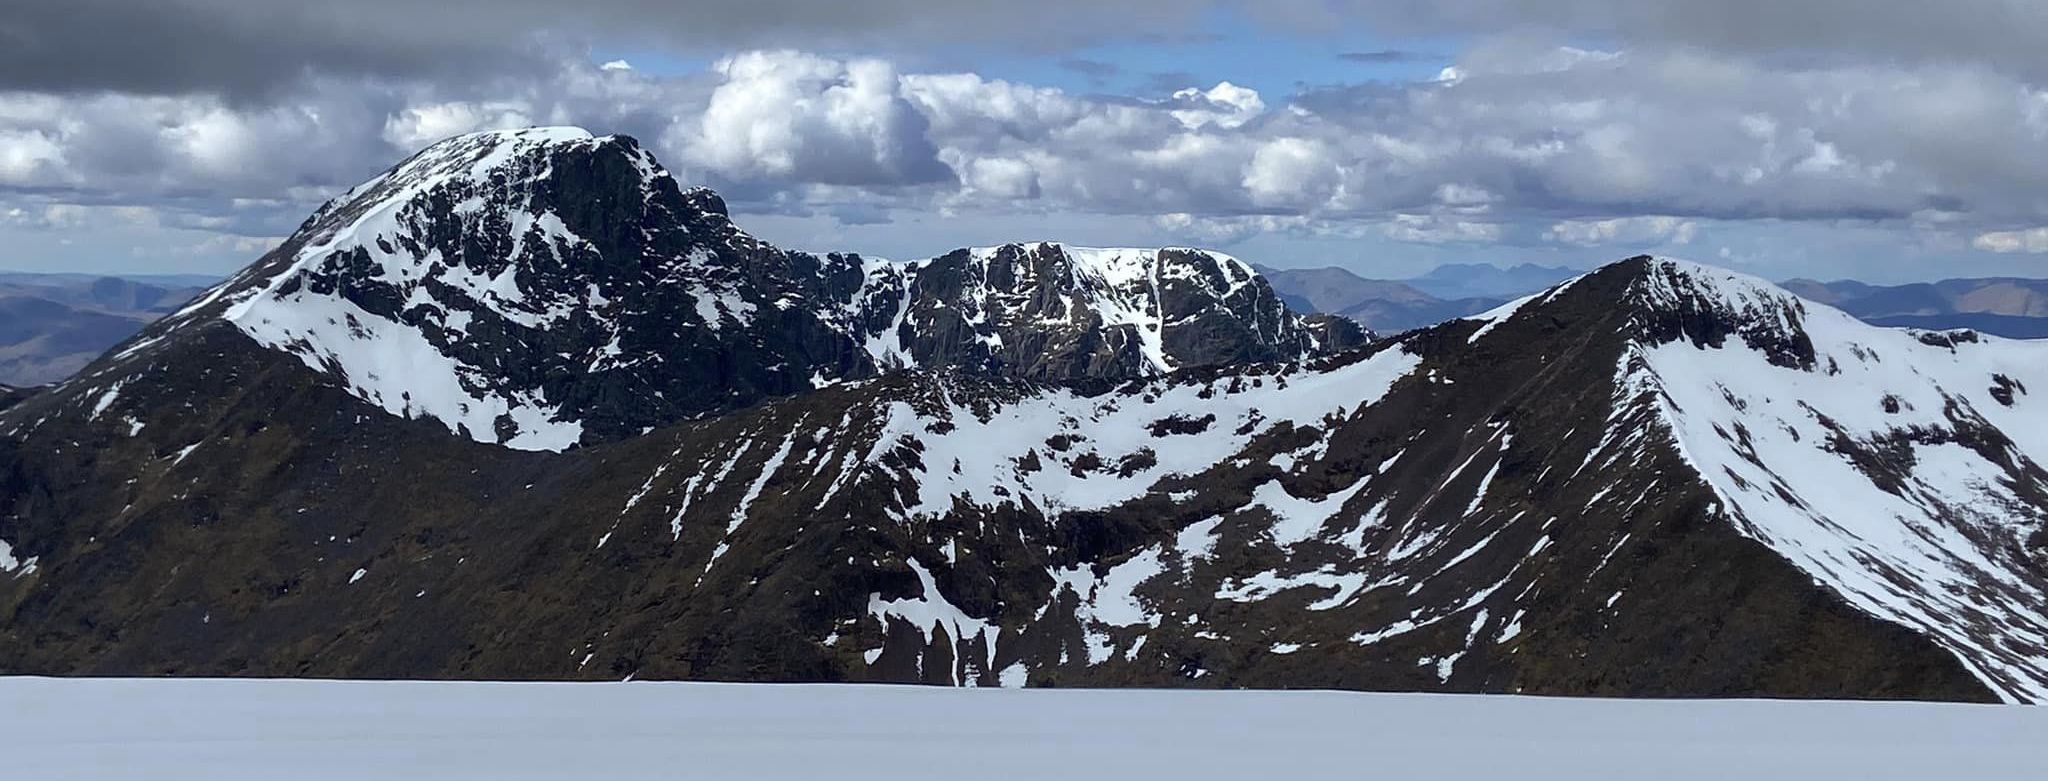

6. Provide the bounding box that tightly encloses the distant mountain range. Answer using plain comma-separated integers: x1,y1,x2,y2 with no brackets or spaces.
1783,278,2048,338
0,275,208,386
1405,263,1583,300
1255,265,1519,333
1261,263,2048,339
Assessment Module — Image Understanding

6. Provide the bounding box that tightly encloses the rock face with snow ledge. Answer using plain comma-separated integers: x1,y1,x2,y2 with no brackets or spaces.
2,181,2045,700
126,127,1353,449
850,242,1353,379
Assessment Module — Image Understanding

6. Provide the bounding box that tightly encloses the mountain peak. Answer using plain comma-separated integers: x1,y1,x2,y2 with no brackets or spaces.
93,132,1354,452
1619,256,1823,370
158,126,796,449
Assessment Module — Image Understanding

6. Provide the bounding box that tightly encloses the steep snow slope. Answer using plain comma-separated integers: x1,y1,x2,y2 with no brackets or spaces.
1614,259,2048,702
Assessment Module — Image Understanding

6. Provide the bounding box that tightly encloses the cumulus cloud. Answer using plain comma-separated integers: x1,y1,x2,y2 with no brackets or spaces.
679,51,952,188
1242,138,1343,209
1167,82,1267,130
7,30,2048,274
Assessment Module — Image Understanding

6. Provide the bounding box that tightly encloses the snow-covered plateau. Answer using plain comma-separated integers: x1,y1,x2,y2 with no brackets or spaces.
2,677,2042,780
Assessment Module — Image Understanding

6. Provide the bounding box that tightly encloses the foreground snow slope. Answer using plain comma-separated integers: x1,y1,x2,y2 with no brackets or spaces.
2,678,2042,780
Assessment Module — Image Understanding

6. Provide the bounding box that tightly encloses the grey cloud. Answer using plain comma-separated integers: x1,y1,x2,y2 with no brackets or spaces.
0,0,541,99
1343,0,2048,83
9,0,2046,102
0,0,1221,97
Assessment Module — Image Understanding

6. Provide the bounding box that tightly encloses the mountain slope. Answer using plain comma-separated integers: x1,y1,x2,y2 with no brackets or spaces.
4,237,2043,699
1624,261,2048,699
130,128,1347,449
1,129,2042,701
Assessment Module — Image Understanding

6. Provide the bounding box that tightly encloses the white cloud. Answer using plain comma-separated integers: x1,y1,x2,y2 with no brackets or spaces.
0,128,69,186
1382,213,1502,244
679,50,950,187
1241,137,1342,209
1546,216,1699,246
1153,213,1318,245
1169,82,1266,130
1972,228,2048,254
384,102,536,150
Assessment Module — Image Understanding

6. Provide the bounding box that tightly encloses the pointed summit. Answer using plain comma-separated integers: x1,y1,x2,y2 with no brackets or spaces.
88,129,1357,451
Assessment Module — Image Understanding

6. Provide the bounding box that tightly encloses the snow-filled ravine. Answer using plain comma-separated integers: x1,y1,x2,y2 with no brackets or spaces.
3,678,2042,780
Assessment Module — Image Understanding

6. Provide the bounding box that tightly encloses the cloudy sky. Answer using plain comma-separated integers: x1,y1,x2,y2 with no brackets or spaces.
4,0,2048,282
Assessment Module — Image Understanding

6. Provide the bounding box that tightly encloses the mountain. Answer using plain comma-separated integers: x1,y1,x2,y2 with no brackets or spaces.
1255,265,1504,333
147,128,1356,449
1782,277,2048,338
0,275,208,386
1406,262,1579,300
2,129,2045,703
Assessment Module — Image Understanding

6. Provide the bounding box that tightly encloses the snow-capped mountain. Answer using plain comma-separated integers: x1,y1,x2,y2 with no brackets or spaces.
1618,259,2048,700
0,130,2042,703
126,128,1352,448
846,242,1359,379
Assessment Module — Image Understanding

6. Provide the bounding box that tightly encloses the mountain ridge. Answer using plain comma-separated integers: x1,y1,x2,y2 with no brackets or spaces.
120,127,1361,449
1,129,2043,702
4,250,2042,700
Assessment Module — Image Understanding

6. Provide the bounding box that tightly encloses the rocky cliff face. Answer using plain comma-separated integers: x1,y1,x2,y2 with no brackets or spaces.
847,242,1362,380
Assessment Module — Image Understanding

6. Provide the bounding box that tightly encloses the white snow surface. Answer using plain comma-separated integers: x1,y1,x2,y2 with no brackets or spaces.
1619,257,2048,702
0,538,35,576
1,677,2042,780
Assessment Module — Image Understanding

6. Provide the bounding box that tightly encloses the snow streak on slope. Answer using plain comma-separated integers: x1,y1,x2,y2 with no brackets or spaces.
841,344,1419,679
1621,258,2048,702
873,346,1421,519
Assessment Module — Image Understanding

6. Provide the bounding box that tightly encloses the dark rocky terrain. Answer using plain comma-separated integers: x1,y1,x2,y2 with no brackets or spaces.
0,128,2043,703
